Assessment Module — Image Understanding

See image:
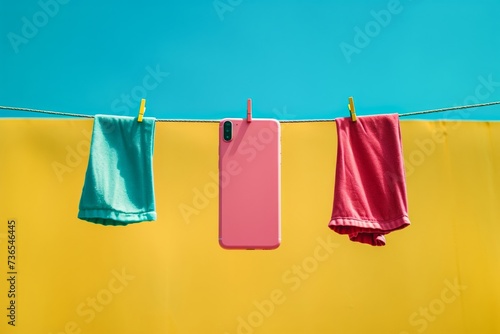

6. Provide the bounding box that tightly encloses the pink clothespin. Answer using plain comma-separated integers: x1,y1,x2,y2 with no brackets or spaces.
247,98,252,123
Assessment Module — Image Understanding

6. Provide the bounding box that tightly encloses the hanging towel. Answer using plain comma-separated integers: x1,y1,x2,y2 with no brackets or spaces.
328,114,410,246
78,115,157,226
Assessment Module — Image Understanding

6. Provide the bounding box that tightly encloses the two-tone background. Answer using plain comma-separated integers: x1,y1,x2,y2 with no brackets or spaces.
1,1,500,333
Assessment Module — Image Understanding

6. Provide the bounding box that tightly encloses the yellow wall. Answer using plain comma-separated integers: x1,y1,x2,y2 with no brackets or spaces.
0,119,499,334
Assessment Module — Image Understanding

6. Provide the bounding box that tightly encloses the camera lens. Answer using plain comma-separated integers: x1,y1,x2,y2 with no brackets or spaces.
223,121,232,141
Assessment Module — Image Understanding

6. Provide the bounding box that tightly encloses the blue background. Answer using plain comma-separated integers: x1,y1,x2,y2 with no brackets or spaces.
1,0,499,120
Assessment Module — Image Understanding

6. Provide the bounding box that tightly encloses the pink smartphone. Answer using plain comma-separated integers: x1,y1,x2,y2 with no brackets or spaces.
218,118,281,250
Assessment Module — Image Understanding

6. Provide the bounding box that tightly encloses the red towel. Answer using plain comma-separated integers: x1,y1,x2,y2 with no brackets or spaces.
329,114,410,246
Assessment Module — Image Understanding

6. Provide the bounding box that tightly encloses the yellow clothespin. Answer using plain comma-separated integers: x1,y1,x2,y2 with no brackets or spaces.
348,96,356,122
138,98,146,122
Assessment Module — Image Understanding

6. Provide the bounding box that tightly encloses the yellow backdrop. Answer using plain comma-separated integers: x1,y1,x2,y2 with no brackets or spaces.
0,119,499,334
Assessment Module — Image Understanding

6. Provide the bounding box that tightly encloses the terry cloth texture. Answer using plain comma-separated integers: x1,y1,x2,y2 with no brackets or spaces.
329,114,410,246
78,115,157,226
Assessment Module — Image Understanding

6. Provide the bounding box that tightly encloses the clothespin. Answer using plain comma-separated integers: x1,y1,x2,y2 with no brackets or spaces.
348,96,356,122
247,98,252,123
138,98,146,122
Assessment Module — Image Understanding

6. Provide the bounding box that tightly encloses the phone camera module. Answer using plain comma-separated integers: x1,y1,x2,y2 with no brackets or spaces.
223,121,232,141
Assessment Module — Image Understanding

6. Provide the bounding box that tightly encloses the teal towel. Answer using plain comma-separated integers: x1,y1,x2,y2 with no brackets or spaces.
78,115,157,225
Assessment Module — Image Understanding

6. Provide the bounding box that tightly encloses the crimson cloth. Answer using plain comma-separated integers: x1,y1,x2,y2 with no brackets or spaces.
329,114,410,246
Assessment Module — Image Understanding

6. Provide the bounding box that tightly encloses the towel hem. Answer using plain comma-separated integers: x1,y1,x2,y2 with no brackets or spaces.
328,215,410,235
78,209,157,226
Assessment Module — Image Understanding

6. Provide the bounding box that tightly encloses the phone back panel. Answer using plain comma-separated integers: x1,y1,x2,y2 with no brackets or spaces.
218,118,281,249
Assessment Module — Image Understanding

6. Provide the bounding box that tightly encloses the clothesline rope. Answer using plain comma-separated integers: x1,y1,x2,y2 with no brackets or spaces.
1,100,499,123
